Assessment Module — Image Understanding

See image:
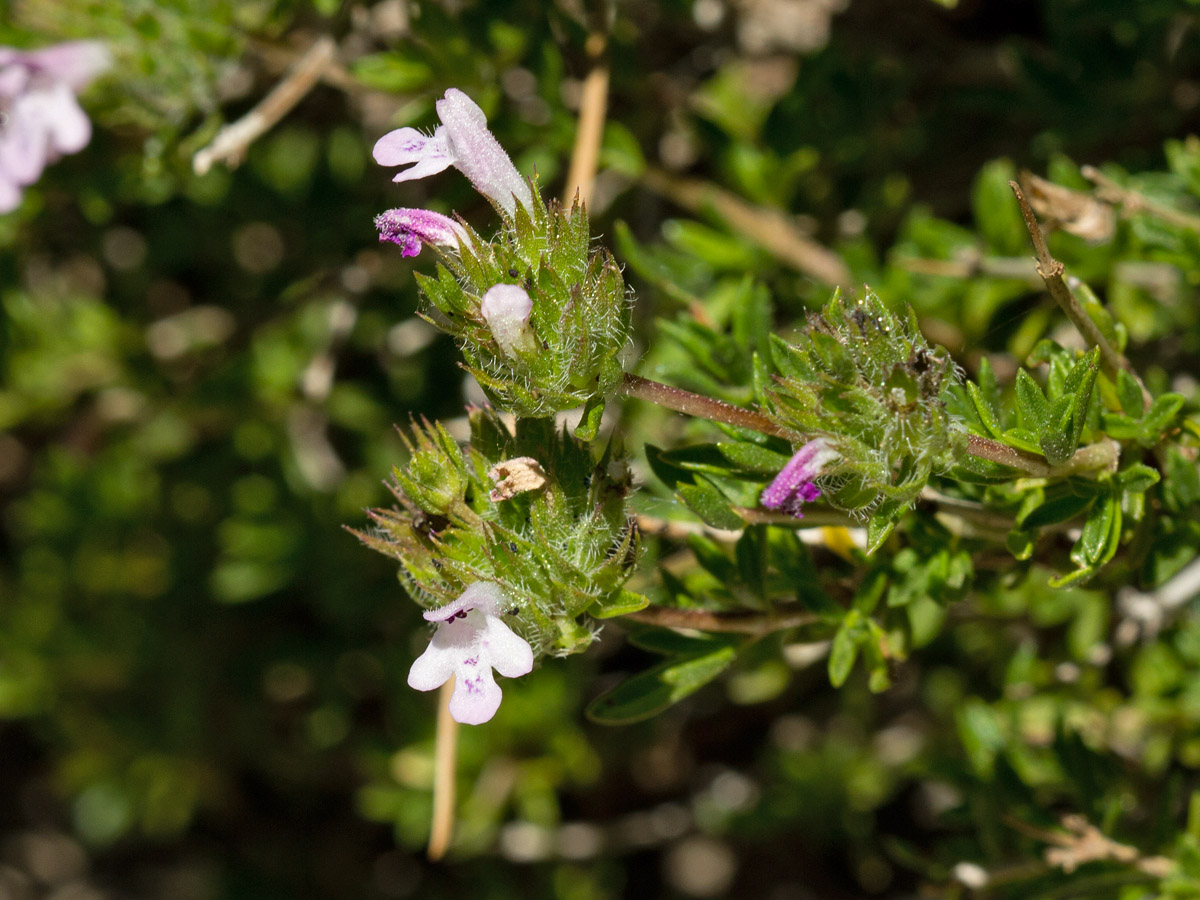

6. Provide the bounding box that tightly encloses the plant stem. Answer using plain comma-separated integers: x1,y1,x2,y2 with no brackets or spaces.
620,373,795,439
1082,164,1200,233
624,373,1119,477
193,35,337,174
624,604,819,636
562,32,609,208
1008,181,1151,408
966,433,1052,476
641,168,851,287
427,678,458,861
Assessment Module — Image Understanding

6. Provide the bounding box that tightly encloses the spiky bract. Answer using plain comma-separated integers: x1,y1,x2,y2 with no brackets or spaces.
415,181,630,419
354,408,639,658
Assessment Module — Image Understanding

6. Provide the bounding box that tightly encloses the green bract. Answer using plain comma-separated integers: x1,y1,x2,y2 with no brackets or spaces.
416,184,631,422
354,408,642,658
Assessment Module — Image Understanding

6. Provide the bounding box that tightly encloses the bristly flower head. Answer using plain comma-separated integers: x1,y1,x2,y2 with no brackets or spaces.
374,207,465,257
407,582,534,724
0,40,110,213
763,290,960,534
373,88,533,217
761,438,841,518
352,410,640,660
372,88,631,423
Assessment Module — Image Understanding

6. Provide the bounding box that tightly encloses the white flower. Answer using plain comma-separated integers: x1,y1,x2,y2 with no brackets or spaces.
0,40,110,213
372,88,533,217
407,582,534,724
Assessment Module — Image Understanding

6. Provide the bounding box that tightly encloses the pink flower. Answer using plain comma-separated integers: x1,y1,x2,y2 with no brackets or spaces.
761,438,840,518
479,283,536,357
373,88,533,217
407,582,534,725
0,41,110,214
374,207,465,257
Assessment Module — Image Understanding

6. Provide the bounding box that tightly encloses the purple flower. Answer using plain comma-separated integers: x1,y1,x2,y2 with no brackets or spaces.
373,88,533,217
0,41,110,214
374,207,465,257
761,438,840,518
479,283,536,357
407,582,534,725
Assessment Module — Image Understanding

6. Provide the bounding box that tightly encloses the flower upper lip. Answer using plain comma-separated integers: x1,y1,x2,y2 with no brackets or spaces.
372,88,533,217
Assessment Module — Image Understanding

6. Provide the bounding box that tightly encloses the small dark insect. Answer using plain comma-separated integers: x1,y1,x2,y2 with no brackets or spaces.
508,268,520,278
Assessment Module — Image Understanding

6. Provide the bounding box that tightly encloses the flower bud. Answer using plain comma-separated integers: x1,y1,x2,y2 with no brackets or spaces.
480,283,537,357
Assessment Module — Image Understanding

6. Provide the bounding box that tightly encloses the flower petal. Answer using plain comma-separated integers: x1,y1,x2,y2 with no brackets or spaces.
480,616,534,679
375,207,464,257
25,41,111,91
423,582,510,622
479,283,534,357
0,105,50,185
448,660,502,724
372,126,455,182
435,89,532,216
35,83,93,156
407,641,457,692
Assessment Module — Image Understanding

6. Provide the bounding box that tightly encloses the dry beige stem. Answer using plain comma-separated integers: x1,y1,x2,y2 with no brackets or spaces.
1043,814,1172,878
487,457,548,502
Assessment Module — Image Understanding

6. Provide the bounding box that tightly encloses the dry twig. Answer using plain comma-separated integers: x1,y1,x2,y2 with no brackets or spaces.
642,168,851,287
562,32,610,208
1008,181,1151,409
194,35,338,175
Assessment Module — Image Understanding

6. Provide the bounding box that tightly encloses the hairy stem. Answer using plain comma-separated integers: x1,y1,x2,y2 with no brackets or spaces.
620,373,795,439
625,604,819,636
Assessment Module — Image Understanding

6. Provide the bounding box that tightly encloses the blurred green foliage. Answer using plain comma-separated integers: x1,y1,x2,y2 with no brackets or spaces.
3,1,1200,899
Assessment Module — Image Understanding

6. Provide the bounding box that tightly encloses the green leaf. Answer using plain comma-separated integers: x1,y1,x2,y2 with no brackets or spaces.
715,441,793,474
966,382,1005,439
957,698,1005,777
1015,369,1051,436
828,613,863,688
589,589,650,619
677,478,745,530
1139,393,1185,446
586,646,737,724
1018,488,1095,529
1117,463,1161,494
866,501,905,554
574,395,605,441
1116,368,1144,417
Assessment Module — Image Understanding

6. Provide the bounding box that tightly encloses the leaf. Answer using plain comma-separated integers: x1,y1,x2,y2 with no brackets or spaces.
966,382,1005,439
1139,393,1184,446
1018,488,1095,529
866,500,905,554
1117,463,1161,494
715,441,793,474
677,478,745,530
1015,369,1051,437
586,646,738,724
828,613,863,688
574,395,605,441
1116,368,1144,417
589,589,649,619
